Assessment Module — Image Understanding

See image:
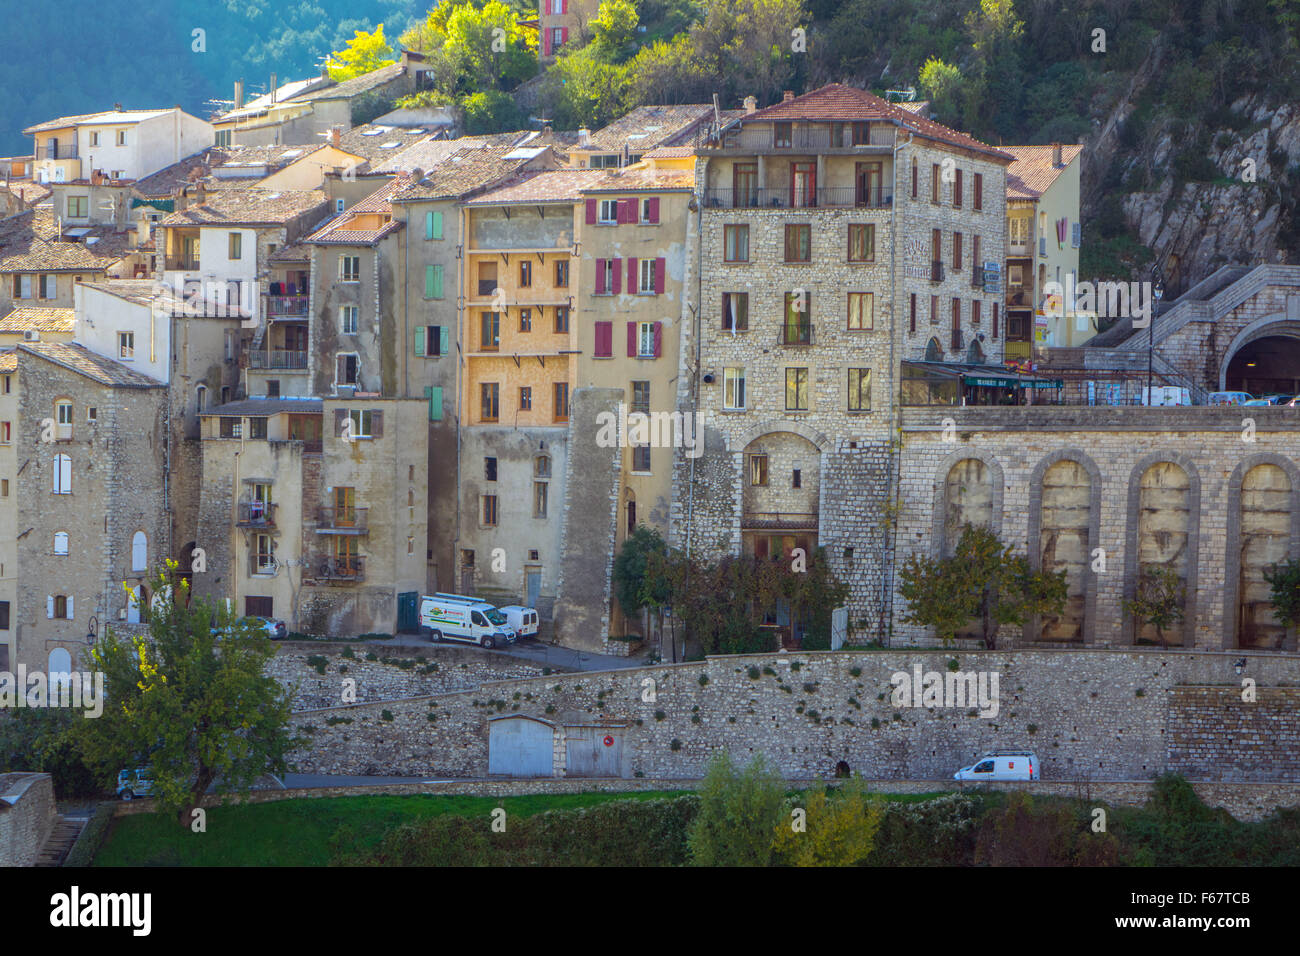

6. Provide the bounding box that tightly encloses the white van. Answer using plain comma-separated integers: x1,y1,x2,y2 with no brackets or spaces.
953,750,1039,782
418,596,516,648
498,605,539,638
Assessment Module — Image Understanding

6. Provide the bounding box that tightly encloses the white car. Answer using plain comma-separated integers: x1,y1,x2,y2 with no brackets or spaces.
953,750,1039,781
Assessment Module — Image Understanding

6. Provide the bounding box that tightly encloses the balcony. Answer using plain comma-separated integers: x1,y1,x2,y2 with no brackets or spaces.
779,323,814,346
709,125,895,152
249,350,308,370
236,501,277,527
265,295,308,318
165,257,200,271
317,507,368,533
701,187,892,210
1005,287,1031,308
314,554,365,583
36,144,77,160
742,512,819,531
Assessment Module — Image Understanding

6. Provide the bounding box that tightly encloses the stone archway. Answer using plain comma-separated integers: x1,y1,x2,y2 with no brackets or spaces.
1219,313,1300,392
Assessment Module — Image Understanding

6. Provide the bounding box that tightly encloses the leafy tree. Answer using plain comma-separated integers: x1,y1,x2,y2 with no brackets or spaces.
538,45,632,128
461,88,527,132
1264,558,1300,642
1124,564,1186,648
690,0,808,105
771,776,884,866
591,0,642,62
918,56,964,118
404,0,538,94
78,564,300,826
325,24,397,81
687,751,786,865
0,708,99,797
899,524,1068,649
612,525,670,619
626,34,708,103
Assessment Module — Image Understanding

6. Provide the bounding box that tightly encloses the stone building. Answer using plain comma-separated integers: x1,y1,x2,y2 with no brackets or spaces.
671,84,1013,641
0,342,166,673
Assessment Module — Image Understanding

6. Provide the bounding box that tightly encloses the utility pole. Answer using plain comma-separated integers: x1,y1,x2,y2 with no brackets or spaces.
1145,262,1165,404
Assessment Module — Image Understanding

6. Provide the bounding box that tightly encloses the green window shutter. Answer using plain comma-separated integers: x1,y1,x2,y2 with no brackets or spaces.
414,326,425,356
432,211,444,240
424,211,433,240
425,386,443,421
440,326,450,355
424,264,435,299
432,263,444,298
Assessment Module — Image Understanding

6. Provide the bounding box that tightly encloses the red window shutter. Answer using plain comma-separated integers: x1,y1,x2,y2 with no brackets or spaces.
585,198,597,224
595,258,606,294
992,303,999,339
595,321,612,357
648,197,659,223
652,321,662,357
627,257,638,292
561,26,568,43
611,258,622,294
562,0,569,12
620,199,633,223
627,322,637,357
543,33,551,56
654,257,665,294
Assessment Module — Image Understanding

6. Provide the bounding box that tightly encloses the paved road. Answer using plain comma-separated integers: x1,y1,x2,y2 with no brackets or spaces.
359,634,653,672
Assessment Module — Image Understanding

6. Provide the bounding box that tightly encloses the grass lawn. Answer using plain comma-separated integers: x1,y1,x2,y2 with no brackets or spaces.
92,787,949,866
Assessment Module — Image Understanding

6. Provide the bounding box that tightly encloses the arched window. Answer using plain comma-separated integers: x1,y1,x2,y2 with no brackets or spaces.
196,385,207,413
48,648,72,689
53,531,69,555
131,531,147,572
924,337,943,362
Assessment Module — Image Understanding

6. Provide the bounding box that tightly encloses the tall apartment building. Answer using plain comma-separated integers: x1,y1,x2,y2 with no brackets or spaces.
673,85,1012,641
0,342,167,673
1002,144,1085,361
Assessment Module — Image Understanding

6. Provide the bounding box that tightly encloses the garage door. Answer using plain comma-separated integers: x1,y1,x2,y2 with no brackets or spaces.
488,716,554,777
565,727,623,778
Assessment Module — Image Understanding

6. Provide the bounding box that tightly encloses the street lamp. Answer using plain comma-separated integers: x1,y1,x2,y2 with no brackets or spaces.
86,615,99,645
1234,658,1247,676
1144,263,1165,404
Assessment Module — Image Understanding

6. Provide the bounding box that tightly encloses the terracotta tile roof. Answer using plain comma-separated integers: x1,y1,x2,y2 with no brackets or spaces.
23,108,178,135
581,105,716,152
159,188,328,227
391,144,556,201
642,145,697,159
0,307,75,333
202,397,323,417
307,175,411,245
463,168,613,205
270,242,311,262
339,124,451,166
132,149,233,198
1003,145,1084,200
17,341,163,387
741,84,1013,161
0,208,133,272
292,62,408,103
0,350,15,373
5,181,50,205
580,166,696,192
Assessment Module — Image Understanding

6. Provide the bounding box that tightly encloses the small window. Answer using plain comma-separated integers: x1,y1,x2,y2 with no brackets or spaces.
53,531,69,555
485,457,498,482
535,455,552,478
339,256,360,282
89,131,100,147
722,292,748,331
519,259,532,288
723,367,746,410
519,308,532,332
554,306,570,333
785,367,809,412
481,383,500,422
749,454,768,486
336,353,359,385
553,382,569,422
848,368,872,412
482,494,499,526
0,479,8,496
598,199,618,223
56,401,73,425
131,530,147,571
116,130,126,146
774,122,793,148
335,198,346,214
248,417,268,439
630,380,650,414
631,445,651,473
341,305,358,334
847,292,874,331
848,224,875,262
638,258,657,294
519,386,532,411
555,259,569,287
723,224,749,263
219,417,241,438
67,196,88,218
346,409,373,438
638,322,655,358
52,453,71,493
118,331,135,359
229,232,242,260
784,224,811,263
533,481,549,518
792,469,801,489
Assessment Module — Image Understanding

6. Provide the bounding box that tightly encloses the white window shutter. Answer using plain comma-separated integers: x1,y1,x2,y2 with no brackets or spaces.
52,459,59,493
47,595,54,618
67,595,74,619
60,455,71,493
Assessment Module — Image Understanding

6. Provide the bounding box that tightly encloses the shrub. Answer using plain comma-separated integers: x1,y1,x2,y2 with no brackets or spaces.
686,752,785,866
771,777,884,866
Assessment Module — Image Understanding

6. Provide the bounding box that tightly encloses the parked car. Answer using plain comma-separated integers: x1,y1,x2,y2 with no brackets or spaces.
1243,398,1274,406
953,750,1039,782
418,596,516,647
116,768,153,800
497,605,540,639
1208,391,1255,405
1261,393,1293,405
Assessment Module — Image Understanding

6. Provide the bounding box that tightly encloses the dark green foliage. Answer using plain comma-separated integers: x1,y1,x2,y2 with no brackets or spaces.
0,709,100,798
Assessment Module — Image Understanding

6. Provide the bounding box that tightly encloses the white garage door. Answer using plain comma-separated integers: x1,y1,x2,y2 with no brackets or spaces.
488,716,554,777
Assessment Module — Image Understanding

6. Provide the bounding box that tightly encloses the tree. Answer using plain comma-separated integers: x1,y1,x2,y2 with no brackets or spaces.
591,0,641,62
687,751,786,866
625,35,708,104
537,45,631,128
689,0,808,105
771,776,884,866
612,525,669,621
325,24,396,82
918,56,964,119
1124,564,1186,648
899,524,1068,649
78,563,300,826
460,88,526,132
1264,558,1300,645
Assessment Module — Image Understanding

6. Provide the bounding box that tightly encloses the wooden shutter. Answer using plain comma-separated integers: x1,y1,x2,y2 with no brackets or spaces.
440,326,450,355
654,257,665,294
585,199,597,224
426,386,443,421
47,595,54,618
432,210,443,239
595,321,612,357
543,32,552,56
595,258,606,294
648,197,659,223
424,211,433,239
424,264,435,298
58,454,70,493
652,321,662,357
561,26,568,43
334,409,348,436
627,257,638,292
414,326,425,356
620,199,635,223
627,322,637,357
67,595,73,619
371,411,383,437
611,258,622,294
432,264,443,298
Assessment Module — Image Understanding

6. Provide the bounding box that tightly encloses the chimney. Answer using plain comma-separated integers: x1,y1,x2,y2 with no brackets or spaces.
330,126,342,148
234,79,245,110
743,95,758,114
783,90,795,102
1052,142,1063,167
269,73,277,104
578,127,591,147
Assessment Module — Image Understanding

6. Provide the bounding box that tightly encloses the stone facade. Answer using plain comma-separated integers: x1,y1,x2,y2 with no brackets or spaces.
0,772,56,867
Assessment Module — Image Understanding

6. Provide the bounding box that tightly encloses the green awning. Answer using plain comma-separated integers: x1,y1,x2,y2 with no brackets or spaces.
131,198,174,211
